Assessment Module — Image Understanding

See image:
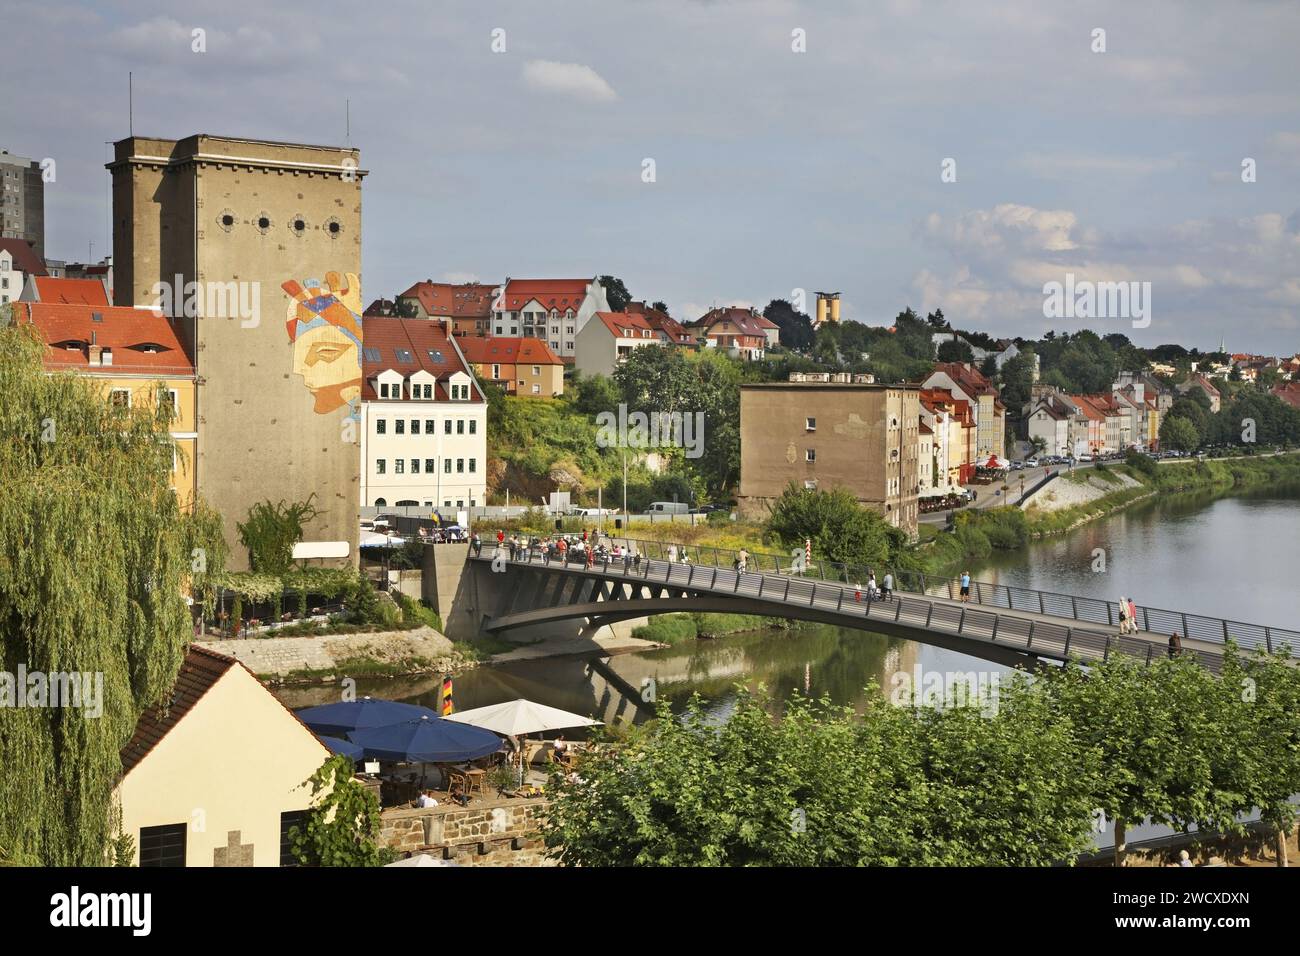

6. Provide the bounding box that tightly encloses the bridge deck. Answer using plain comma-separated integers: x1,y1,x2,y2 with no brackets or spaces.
470,547,1266,673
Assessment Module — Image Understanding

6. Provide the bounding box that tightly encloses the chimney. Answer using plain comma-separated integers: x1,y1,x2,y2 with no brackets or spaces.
88,330,102,365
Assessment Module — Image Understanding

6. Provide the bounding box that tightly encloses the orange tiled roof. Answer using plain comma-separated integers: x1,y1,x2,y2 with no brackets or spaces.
361,317,480,402
499,279,591,312
399,281,497,318
591,311,656,339
30,276,110,306
12,302,194,375
456,335,563,367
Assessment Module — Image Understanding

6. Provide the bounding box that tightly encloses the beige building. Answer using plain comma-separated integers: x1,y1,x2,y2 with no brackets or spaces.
115,645,331,866
739,375,920,538
109,134,366,568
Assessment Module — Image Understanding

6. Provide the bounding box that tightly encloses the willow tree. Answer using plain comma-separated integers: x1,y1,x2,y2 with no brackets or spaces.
0,319,225,865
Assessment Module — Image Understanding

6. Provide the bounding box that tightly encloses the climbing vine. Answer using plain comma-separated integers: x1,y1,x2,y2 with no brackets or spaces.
0,320,226,865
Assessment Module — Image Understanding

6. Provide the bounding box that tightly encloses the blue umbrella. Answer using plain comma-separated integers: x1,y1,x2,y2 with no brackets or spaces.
298,697,438,737
346,715,502,763
318,736,365,761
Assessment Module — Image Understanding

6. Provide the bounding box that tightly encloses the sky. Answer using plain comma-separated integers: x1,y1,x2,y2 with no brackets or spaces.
4,0,1299,353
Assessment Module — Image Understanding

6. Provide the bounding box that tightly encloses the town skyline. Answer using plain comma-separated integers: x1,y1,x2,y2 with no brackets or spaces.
3,0,1297,354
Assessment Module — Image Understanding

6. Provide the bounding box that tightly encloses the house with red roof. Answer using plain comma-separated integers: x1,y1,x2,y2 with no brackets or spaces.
359,317,486,509
0,237,45,307
1272,381,1300,410
1176,373,1221,413
574,310,663,377
457,335,565,398
690,306,770,360
490,277,610,359
919,387,976,486
20,274,112,306
397,280,499,338
10,301,197,506
624,301,697,347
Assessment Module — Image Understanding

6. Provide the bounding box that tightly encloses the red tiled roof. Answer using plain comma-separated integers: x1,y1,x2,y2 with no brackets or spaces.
693,306,769,339
399,281,498,318
930,362,997,397
1272,382,1300,410
591,310,656,339
30,276,110,306
361,317,481,402
0,237,46,276
363,298,396,317
456,335,563,367
498,278,591,312
12,302,195,376
625,302,695,345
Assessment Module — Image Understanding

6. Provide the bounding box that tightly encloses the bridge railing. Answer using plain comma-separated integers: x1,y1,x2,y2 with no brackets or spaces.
475,531,1298,659
477,538,1233,672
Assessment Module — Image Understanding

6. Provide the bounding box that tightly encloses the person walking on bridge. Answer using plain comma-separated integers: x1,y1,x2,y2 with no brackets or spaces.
1128,598,1138,633
959,570,971,603
737,548,749,573
1117,596,1130,635
1168,632,1182,659
882,572,894,602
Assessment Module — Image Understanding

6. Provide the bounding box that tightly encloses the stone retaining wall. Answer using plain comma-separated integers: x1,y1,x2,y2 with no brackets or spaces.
380,798,552,866
196,626,460,681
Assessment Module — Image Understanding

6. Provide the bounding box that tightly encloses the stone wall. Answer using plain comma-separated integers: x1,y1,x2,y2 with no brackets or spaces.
380,798,554,866
197,625,460,681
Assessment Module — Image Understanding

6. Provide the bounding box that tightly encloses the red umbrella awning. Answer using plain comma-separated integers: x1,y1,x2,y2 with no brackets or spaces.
983,456,1004,469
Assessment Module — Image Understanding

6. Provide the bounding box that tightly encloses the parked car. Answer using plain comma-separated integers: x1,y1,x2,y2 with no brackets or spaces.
644,501,690,515
1025,458,1039,467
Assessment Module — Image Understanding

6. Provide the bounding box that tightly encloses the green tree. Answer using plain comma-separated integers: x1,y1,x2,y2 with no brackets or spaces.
764,485,902,570
236,495,321,575
598,275,632,312
763,299,815,351
1233,649,1300,865
0,320,226,865
1160,415,1199,453
651,300,670,315
290,755,395,866
937,339,975,364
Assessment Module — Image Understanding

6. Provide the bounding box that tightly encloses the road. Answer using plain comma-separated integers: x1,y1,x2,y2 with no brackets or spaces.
919,458,1106,525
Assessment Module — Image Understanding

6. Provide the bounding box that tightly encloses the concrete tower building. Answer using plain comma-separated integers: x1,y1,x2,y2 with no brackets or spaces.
0,150,45,259
109,134,367,568
815,291,840,326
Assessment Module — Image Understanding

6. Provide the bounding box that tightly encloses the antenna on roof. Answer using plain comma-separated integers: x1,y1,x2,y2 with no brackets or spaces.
345,98,351,144
128,71,133,137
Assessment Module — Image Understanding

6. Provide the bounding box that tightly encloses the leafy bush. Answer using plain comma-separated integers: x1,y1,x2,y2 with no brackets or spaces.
632,614,698,644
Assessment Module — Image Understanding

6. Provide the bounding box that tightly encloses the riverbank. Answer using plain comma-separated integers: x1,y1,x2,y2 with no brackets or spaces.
631,611,818,645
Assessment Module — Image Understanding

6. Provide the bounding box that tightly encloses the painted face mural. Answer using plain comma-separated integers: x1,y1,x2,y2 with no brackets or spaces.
282,272,363,420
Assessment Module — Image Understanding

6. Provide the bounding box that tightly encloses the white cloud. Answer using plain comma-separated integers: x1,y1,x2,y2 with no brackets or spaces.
521,60,617,103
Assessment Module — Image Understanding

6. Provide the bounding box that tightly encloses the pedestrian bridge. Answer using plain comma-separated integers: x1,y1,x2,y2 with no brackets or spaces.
465,537,1299,673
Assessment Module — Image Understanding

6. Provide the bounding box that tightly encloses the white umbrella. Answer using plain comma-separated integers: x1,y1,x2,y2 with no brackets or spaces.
360,531,406,547
385,854,459,867
442,698,601,737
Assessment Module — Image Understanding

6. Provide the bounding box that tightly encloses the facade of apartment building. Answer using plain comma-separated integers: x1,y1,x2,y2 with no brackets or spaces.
0,149,44,258
359,317,485,509
12,302,198,507
109,133,366,568
919,387,975,488
1026,398,1071,458
922,362,1005,460
574,310,662,378
738,375,920,539
490,278,609,358
456,335,564,397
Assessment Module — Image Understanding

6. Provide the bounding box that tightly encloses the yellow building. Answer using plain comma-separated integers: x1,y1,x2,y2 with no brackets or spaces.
115,645,332,867
12,302,198,507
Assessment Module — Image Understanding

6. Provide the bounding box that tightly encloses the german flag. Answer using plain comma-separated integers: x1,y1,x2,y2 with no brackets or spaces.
440,675,454,715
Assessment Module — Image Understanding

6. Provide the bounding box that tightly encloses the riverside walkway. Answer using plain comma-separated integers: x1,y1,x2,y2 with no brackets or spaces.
468,536,1299,673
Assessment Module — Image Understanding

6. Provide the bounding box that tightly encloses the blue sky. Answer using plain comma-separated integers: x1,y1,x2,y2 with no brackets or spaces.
4,0,1298,352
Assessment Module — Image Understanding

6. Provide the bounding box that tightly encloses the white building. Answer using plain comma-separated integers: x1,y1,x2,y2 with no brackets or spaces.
360,318,487,509
490,277,609,359
0,237,45,306
1026,398,1071,458
574,310,662,378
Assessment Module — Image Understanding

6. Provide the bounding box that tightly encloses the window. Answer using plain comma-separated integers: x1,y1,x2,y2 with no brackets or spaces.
411,419,421,435
444,459,452,474
428,350,444,363
411,459,420,474
425,419,435,433
804,479,818,490
159,388,179,415
380,382,390,399
491,363,501,379
531,384,540,395
280,810,309,867
375,419,386,435
444,420,452,435
110,388,131,408
422,384,433,399
395,459,405,474
456,458,464,473
376,459,386,474
468,420,477,435
139,823,186,867
395,420,405,435
456,500,464,508
806,449,816,462
444,500,452,508
396,349,414,363
456,420,464,435
532,366,540,375
469,458,477,473
374,498,386,506
425,459,435,473
806,417,816,431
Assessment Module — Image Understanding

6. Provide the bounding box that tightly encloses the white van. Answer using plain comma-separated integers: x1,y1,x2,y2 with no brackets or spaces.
644,501,690,515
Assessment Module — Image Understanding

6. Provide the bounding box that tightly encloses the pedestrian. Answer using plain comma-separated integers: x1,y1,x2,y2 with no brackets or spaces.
854,583,862,603
867,571,878,601
882,571,893,602
1178,850,1192,867
1128,597,1138,632
1118,596,1129,635
668,544,677,563
496,529,505,547
959,570,971,603
471,532,482,556
1169,632,1182,659
680,548,690,565
586,547,594,569
738,548,749,573
633,550,642,570
582,528,589,543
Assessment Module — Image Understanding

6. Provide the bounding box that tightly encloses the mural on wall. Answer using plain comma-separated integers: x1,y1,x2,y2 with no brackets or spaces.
282,272,363,422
